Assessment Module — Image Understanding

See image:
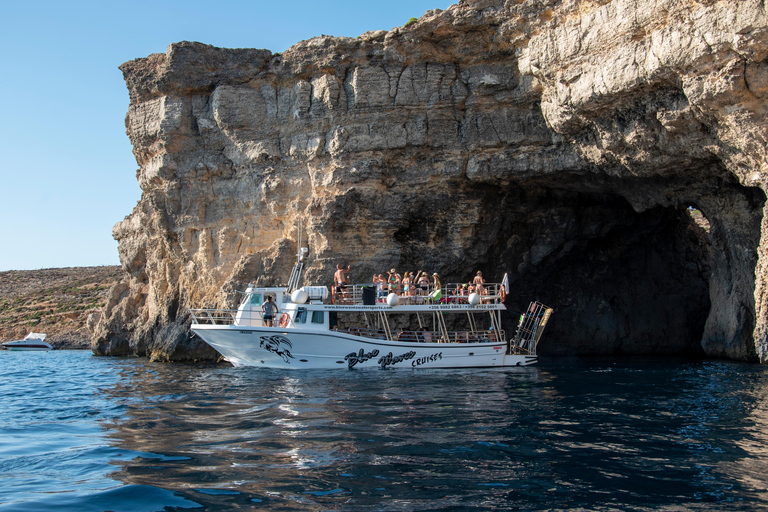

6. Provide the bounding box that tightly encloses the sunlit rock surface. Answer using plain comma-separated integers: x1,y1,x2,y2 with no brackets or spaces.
92,0,768,363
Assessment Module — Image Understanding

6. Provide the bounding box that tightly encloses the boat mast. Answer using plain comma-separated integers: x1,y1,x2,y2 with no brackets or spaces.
286,221,309,293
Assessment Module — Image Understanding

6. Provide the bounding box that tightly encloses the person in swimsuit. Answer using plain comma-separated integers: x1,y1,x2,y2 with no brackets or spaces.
418,272,430,296
334,264,351,303
473,271,485,295
402,272,412,302
377,274,387,301
387,268,401,294
431,273,441,303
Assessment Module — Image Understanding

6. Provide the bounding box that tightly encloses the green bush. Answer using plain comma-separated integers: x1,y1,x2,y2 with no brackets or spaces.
405,17,418,27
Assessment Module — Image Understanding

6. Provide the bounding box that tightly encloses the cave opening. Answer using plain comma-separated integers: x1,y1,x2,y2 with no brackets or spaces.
484,187,717,357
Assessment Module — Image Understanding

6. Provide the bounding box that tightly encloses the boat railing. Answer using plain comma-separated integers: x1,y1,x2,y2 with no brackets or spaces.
190,308,251,325
443,282,503,303
335,326,506,344
331,282,506,305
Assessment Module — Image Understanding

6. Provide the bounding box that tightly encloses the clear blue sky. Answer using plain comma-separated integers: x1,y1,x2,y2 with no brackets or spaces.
0,0,454,271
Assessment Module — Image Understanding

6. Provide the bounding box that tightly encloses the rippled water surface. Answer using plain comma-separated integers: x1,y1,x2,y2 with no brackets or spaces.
1,350,768,511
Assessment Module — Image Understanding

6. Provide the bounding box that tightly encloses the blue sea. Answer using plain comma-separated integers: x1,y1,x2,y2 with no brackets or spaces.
1,350,768,511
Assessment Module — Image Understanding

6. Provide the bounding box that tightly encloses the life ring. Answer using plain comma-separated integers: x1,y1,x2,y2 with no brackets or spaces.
499,286,506,302
278,313,290,328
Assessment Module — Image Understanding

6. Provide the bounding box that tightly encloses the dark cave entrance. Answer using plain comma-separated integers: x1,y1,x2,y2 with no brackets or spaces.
485,188,717,357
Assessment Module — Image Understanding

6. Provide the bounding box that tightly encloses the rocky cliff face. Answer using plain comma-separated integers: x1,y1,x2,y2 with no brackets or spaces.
92,0,768,363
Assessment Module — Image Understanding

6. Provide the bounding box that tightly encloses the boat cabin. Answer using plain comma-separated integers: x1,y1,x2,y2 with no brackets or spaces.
233,285,289,327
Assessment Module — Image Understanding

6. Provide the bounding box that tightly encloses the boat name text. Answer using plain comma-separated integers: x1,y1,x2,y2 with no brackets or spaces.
344,348,381,369
378,350,417,369
411,352,443,367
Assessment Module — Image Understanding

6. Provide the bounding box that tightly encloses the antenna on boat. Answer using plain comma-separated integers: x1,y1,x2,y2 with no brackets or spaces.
287,221,309,293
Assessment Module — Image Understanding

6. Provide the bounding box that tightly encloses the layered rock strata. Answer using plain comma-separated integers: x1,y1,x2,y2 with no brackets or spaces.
92,0,768,363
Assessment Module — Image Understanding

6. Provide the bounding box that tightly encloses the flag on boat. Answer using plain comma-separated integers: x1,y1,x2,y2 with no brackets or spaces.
500,273,509,301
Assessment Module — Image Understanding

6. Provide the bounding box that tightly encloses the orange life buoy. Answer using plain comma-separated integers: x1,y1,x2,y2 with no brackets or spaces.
278,313,290,328
499,286,506,302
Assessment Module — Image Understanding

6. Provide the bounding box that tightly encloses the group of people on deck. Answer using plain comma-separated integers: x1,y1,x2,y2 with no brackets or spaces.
334,263,490,304
374,269,440,301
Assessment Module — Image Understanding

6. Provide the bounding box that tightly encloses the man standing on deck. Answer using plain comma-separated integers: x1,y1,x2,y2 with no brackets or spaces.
261,295,279,327
334,264,351,303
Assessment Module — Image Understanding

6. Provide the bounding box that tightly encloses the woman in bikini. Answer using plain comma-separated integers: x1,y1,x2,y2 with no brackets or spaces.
387,269,401,294
473,271,485,295
402,272,412,302
417,271,430,296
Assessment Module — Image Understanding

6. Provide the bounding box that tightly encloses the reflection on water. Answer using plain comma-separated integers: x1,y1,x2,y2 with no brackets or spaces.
103,365,546,510
716,369,768,504
100,358,768,511
2,351,768,511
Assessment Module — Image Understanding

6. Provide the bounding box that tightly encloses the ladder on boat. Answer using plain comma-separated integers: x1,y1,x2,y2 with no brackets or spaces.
511,301,553,355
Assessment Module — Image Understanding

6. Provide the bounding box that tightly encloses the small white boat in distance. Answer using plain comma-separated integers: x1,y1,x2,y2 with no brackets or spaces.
2,333,53,351
190,246,553,370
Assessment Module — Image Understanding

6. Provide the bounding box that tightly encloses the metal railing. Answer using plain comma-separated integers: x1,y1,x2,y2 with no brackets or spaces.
334,326,505,344
190,309,249,325
332,282,506,305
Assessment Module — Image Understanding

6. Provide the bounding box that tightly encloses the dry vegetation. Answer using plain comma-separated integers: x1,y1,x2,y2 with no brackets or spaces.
0,266,122,349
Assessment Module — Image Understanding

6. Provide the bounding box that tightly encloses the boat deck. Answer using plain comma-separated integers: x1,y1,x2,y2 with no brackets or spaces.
331,282,506,306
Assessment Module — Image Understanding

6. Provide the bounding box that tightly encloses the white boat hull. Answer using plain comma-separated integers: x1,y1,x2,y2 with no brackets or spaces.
192,324,537,369
2,341,53,351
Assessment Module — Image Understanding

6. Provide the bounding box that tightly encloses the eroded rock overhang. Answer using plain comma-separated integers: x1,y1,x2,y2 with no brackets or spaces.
93,0,768,363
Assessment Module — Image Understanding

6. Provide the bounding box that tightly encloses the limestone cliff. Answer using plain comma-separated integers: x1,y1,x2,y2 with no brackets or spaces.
92,0,768,363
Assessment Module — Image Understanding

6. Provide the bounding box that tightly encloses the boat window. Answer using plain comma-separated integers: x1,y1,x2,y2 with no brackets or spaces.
250,294,263,306
295,308,307,324
311,311,324,324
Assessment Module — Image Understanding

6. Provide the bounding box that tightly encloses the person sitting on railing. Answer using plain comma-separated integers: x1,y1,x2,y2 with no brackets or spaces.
445,284,457,303
459,283,469,301
429,273,442,303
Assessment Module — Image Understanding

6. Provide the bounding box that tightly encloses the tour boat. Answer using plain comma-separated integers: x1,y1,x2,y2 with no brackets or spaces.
190,248,552,370
2,333,53,351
